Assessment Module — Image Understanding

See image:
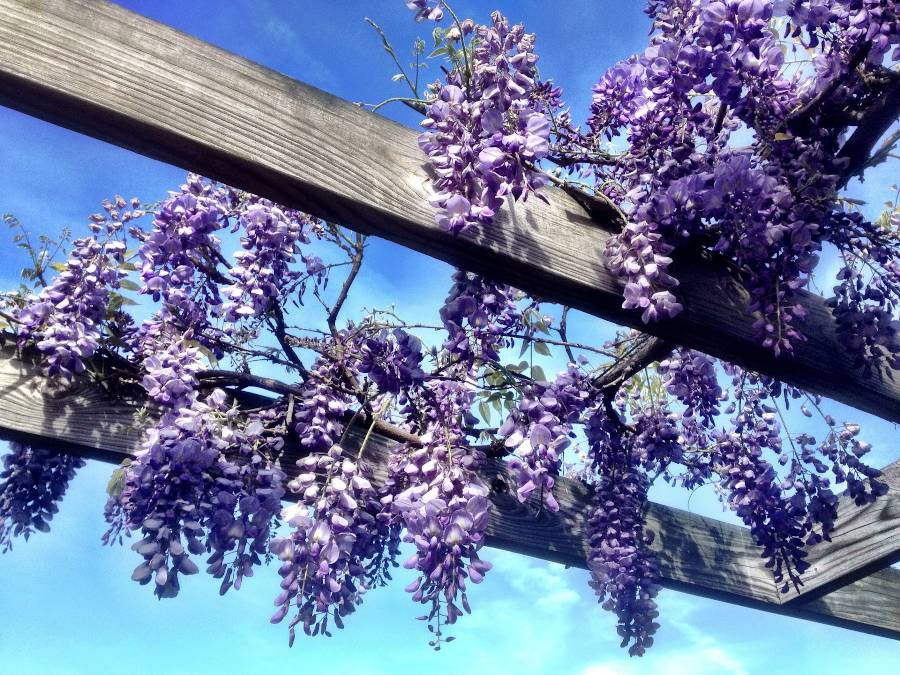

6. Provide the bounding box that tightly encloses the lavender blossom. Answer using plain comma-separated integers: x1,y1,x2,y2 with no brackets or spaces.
499,364,591,511
418,11,552,234
0,442,85,552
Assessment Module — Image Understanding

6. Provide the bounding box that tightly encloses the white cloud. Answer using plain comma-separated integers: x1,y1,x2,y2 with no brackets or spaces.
580,592,750,675
492,550,582,610
582,646,747,675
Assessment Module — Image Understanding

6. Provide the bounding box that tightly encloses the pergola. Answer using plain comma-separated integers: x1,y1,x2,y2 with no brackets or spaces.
0,0,897,640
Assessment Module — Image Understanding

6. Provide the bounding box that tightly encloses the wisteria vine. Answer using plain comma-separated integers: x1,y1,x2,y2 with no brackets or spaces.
0,0,897,659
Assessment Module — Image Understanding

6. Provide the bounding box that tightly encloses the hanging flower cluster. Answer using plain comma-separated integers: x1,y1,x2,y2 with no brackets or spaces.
0,442,85,552
17,199,133,378
271,439,387,641
498,364,591,511
584,409,661,657
221,197,323,324
715,365,887,592
440,269,524,364
416,10,553,234
386,379,492,648
138,175,229,333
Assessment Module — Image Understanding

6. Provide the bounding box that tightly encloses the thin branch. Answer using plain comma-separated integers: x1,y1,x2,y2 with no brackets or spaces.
711,102,728,139
557,307,577,363
197,369,304,397
837,72,900,187
862,128,900,172
788,43,871,128
327,232,365,335
593,334,673,397
361,96,428,115
268,304,309,379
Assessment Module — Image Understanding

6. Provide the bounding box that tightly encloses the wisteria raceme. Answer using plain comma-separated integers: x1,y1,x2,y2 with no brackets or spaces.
716,364,887,591
106,391,230,599
139,331,204,408
0,442,85,552
440,269,525,364
417,10,552,234
138,174,229,334
386,380,492,647
221,197,324,324
17,203,130,378
293,354,354,454
827,218,900,377
499,364,591,511
716,427,810,593
271,438,391,641
206,406,287,595
357,327,426,395
787,0,899,65
657,348,723,448
584,409,660,657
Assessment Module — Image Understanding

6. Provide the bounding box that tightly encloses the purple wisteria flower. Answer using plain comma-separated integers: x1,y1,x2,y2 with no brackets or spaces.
405,0,443,22
418,11,552,234
271,439,393,641
499,364,591,511
17,207,128,378
0,442,85,552
138,174,229,333
440,269,524,365
357,327,426,395
385,379,492,647
221,198,324,324
584,409,660,657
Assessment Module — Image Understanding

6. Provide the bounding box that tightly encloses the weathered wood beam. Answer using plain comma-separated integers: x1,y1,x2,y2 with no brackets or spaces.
782,460,900,603
0,352,897,638
0,0,897,423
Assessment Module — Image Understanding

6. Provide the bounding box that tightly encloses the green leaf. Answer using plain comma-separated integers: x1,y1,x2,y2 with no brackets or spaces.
118,279,141,291
429,47,448,58
106,459,132,498
478,400,491,424
531,365,547,382
518,339,529,357
534,341,551,356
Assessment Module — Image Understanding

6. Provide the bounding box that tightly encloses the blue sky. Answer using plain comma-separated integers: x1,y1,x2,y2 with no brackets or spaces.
0,1,898,673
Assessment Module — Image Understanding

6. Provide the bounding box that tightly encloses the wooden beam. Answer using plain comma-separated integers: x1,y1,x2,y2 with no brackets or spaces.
793,568,900,639
0,352,896,638
782,461,900,603
0,0,897,423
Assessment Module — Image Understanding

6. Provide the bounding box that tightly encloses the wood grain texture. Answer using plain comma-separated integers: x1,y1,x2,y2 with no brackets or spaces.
0,352,896,637
794,568,900,638
783,462,900,603
0,0,898,422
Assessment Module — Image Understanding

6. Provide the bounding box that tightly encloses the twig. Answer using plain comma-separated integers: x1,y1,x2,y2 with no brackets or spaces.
268,304,309,378
557,307,577,364
836,70,900,187
327,232,366,335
